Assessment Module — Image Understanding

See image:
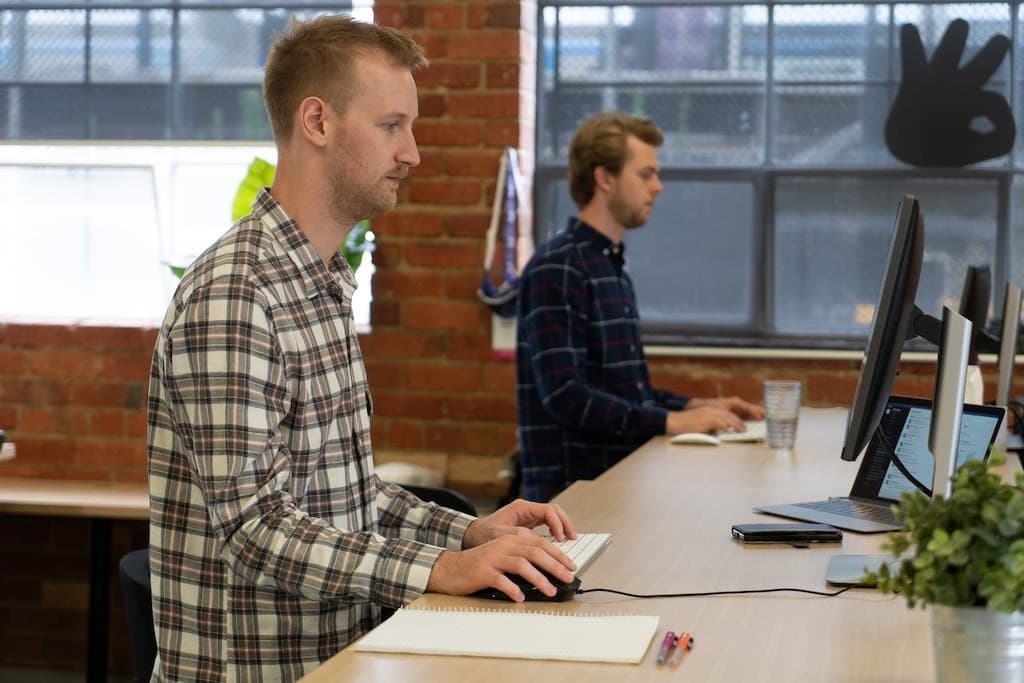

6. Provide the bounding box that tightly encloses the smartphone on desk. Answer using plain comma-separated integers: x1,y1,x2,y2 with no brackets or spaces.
731,522,842,544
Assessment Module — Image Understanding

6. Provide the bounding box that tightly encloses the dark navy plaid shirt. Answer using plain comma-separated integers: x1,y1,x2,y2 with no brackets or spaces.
516,218,689,502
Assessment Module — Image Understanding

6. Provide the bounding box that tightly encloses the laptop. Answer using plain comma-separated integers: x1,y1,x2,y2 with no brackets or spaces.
754,395,1005,533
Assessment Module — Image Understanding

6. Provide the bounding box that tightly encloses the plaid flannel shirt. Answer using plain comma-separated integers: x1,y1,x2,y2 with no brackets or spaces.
147,189,473,682
516,218,689,502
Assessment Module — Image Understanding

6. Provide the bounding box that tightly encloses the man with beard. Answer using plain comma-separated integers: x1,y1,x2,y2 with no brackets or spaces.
516,112,763,503
147,15,577,682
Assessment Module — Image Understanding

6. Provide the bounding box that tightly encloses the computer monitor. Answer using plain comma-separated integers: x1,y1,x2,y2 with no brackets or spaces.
957,264,991,365
995,282,1023,410
930,307,972,499
840,195,925,462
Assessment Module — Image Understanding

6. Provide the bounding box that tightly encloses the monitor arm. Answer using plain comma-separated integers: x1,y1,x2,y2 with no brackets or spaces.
908,305,942,346
908,305,1002,355
973,327,1002,355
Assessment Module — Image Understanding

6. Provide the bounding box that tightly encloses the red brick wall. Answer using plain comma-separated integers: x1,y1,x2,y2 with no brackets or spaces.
0,323,155,482
0,322,153,674
366,1,534,492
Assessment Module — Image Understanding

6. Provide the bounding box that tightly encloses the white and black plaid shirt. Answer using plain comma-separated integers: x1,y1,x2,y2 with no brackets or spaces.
147,189,473,681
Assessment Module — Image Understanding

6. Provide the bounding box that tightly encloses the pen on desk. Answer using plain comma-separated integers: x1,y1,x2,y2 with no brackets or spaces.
670,632,694,666
656,631,677,665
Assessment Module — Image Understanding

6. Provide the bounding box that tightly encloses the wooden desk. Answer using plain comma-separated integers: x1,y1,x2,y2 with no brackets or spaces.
299,408,943,682
0,478,148,683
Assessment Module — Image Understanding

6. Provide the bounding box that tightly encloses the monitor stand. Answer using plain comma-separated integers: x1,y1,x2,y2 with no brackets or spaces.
824,555,900,587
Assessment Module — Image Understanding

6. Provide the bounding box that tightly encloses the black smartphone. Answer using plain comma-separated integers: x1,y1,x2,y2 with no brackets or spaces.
731,522,842,544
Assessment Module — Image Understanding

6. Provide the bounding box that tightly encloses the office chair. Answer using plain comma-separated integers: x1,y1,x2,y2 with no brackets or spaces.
118,548,156,683
400,484,478,516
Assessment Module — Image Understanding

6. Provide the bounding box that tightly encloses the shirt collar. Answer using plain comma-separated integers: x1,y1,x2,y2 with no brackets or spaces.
567,217,626,264
252,188,356,299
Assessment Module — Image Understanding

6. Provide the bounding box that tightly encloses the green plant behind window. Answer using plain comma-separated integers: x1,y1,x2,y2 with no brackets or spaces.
165,156,374,278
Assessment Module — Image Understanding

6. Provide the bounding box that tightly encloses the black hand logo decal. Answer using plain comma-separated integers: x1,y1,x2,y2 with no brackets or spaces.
885,19,1015,167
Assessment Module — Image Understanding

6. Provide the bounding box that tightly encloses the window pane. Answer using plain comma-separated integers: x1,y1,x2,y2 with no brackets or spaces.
91,84,170,139
538,1,1020,346
770,5,891,82
1015,4,1024,165
0,4,360,141
181,84,268,140
774,177,998,338
179,9,273,84
1009,176,1024,286
90,9,171,83
23,10,85,82
772,84,893,164
629,180,755,328
12,84,87,137
537,177,755,330
539,5,767,165
0,165,164,319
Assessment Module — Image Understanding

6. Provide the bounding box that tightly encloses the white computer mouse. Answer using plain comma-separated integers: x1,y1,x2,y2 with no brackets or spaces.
670,432,721,446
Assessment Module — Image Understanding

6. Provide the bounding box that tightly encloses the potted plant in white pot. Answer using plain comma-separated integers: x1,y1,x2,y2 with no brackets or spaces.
870,454,1024,682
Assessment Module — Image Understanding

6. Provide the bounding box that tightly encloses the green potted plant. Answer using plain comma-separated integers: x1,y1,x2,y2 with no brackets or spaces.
870,454,1024,681
166,156,374,277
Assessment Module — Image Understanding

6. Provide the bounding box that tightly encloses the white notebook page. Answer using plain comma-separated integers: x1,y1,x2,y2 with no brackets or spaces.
354,608,659,663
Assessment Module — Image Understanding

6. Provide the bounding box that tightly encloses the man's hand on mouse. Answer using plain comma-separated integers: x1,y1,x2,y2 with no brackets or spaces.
426,499,578,601
427,532,577,601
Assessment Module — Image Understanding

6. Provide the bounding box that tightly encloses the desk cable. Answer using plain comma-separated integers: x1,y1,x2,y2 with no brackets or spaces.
577,586,852,599
876,425,931,496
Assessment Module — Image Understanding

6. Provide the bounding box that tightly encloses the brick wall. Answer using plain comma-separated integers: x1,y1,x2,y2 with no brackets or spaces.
0,1,1018,675
0,322,154,674
367,1,534,494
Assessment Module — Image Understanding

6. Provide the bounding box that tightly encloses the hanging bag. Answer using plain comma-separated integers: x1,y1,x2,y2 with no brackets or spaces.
477,148,523,318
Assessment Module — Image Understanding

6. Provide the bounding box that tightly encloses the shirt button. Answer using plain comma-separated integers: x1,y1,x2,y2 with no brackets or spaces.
624,305,631,314
629,345,636,352
636,381,644,389
603,248,609,256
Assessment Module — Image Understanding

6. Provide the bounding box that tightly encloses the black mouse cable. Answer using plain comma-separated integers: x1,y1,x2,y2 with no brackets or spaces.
576,586,852,599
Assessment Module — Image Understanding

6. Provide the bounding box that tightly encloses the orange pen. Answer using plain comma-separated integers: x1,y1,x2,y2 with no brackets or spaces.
669,631,694,666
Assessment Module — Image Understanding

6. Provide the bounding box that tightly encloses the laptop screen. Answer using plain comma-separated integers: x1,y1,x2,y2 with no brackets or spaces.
849,395,1004,502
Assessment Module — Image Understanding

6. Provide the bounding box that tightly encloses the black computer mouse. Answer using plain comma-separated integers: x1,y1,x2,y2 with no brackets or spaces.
472,571,581,602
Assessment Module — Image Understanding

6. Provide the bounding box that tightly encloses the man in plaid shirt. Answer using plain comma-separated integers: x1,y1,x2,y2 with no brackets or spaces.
147,16,577,681
516,112,764,502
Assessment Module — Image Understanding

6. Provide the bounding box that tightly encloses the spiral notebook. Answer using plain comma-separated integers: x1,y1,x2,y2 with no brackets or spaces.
354,607,659,663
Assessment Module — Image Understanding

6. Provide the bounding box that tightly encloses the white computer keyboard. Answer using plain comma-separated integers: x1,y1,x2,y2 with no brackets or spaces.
542,532,612,574
717,420,767,443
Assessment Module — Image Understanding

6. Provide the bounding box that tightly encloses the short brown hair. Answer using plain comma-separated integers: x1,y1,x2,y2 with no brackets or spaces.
263,15,428,143
568,112,664,208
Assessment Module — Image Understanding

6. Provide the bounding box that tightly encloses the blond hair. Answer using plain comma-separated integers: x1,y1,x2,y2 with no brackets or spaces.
263,15,428,142
568,112,664,208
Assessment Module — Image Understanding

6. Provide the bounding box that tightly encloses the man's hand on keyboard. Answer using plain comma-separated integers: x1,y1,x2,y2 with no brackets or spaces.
667,405,745,435
461,498,577,549
687,396,765,421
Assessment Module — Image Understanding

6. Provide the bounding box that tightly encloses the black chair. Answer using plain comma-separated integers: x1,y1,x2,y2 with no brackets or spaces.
400,484,477,516
496,449,522,508
119,548,157,683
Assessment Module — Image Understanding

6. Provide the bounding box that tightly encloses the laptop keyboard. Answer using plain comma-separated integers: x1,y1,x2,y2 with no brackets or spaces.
793,498,898,524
